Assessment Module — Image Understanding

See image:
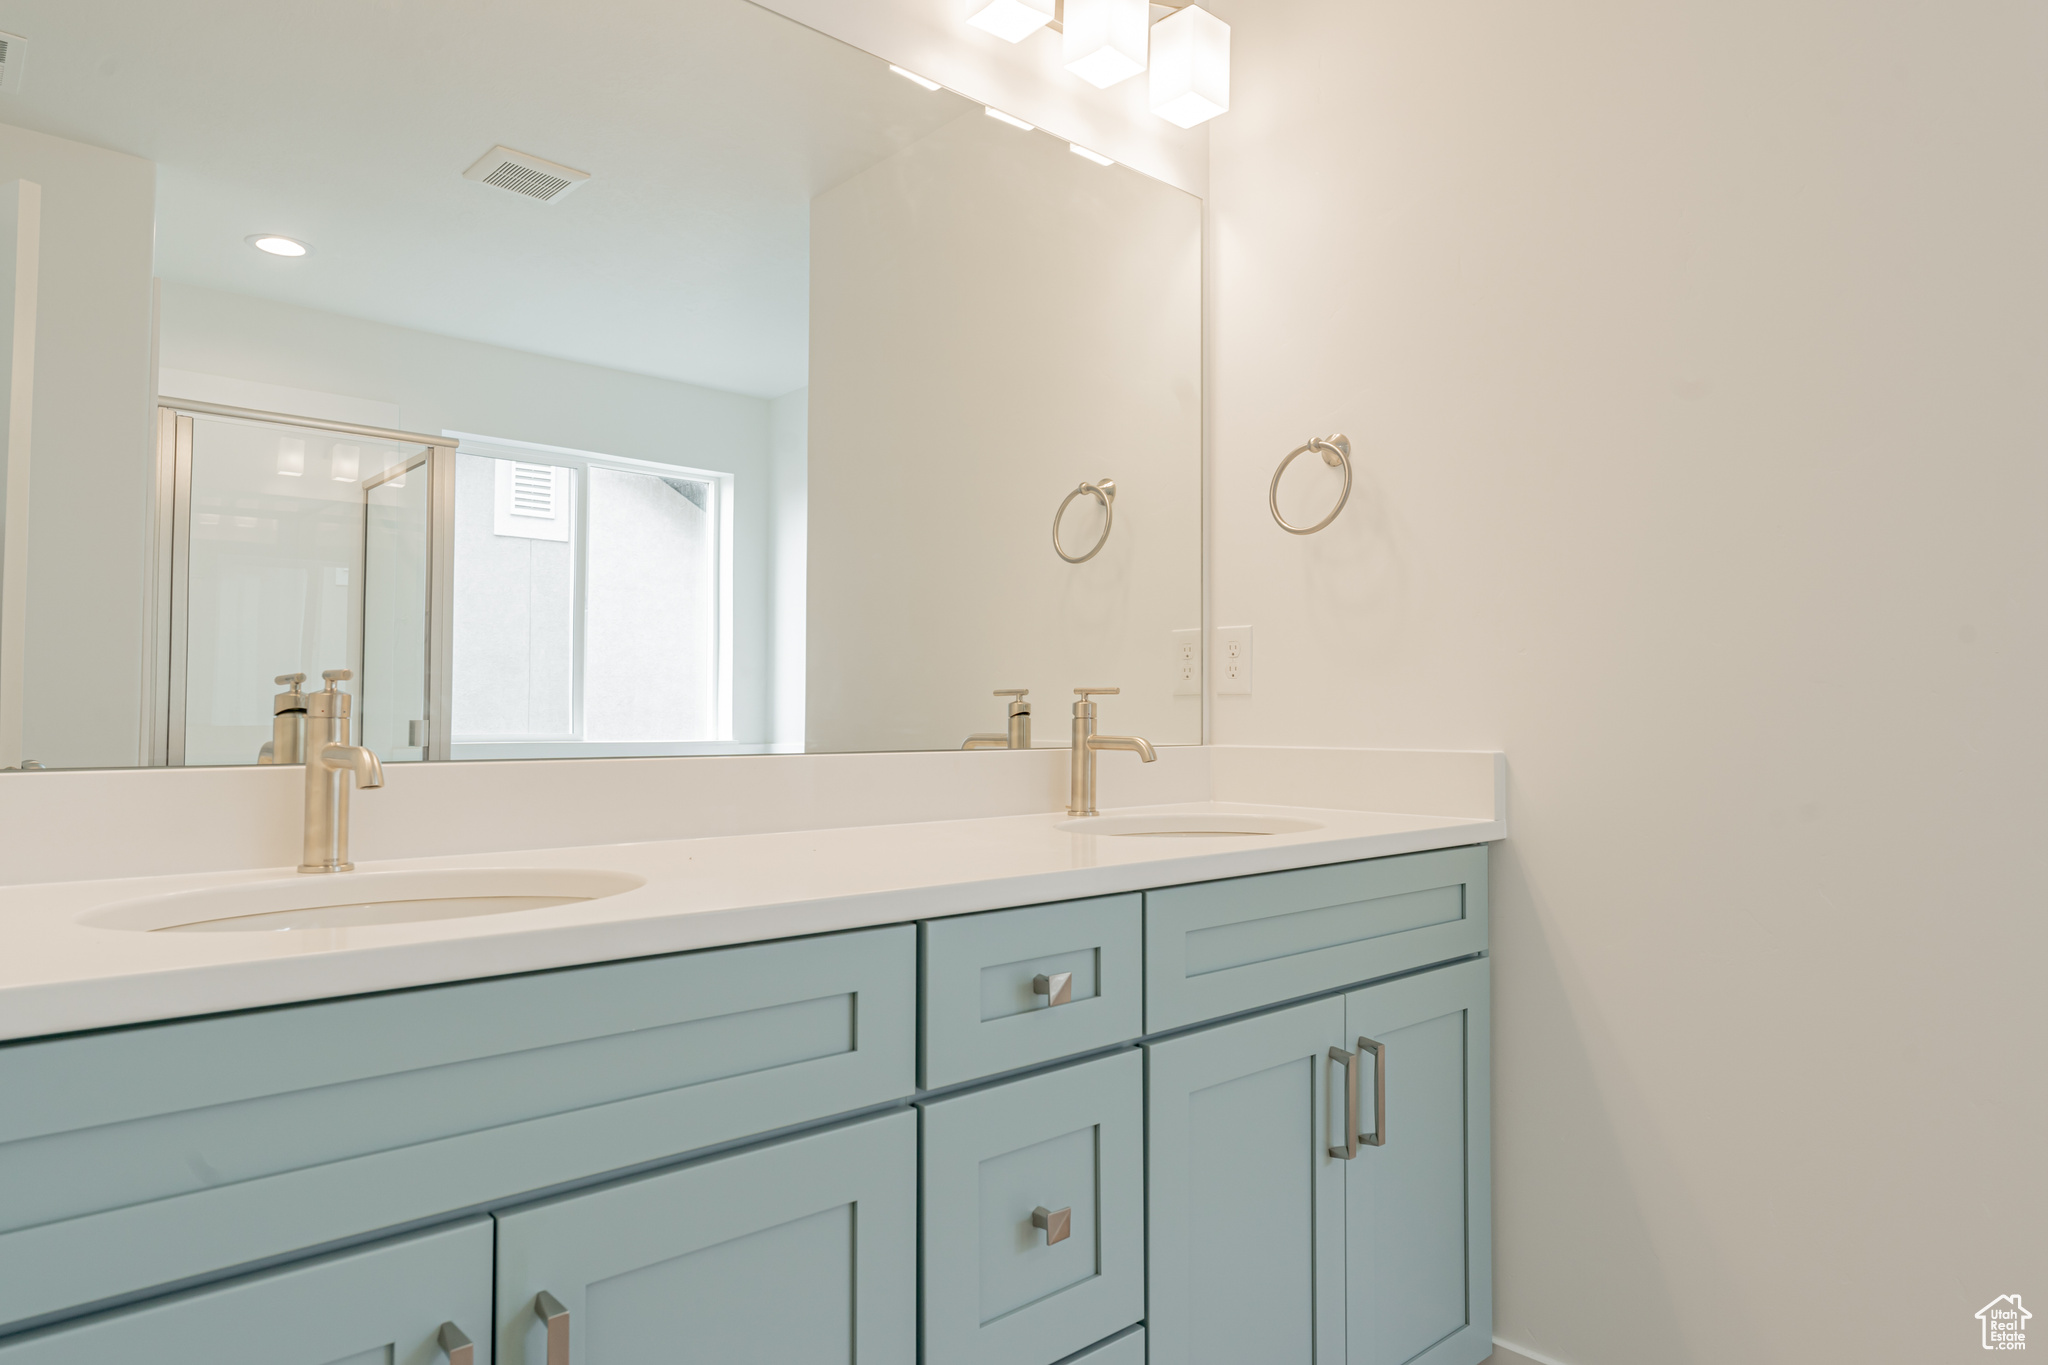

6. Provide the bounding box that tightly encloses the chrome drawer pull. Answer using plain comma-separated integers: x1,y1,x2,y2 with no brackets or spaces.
1032,1205,1072,1245
1357,1036,1386,1147
535,1291,570,1365
436,1322,474,1365
1326,1046,1359,1159
1032,971,1074,1007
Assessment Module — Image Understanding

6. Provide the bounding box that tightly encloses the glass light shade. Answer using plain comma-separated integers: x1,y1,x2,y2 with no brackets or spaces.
1149,4,1230,127
967,0,1054,43
1063,0,1148,88
275,437,305,477
330,443,361,482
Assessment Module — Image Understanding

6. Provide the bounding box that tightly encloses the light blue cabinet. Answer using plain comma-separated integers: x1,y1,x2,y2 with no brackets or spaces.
1146,996,1349,1365
920,1050,1144,1365
1345,959,1492,1365
0,1219,491,1365
493,1110,916,1365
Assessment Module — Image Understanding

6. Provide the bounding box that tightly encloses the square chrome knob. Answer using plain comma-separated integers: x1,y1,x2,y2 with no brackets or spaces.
1032,971,1074,1007
1032,1205,1072,1245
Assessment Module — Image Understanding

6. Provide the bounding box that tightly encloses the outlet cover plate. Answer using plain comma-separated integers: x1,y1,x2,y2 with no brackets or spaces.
1172,628,1200,696
1216,625,1252,695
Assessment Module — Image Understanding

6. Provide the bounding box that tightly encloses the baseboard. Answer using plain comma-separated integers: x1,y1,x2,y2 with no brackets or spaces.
1488,1341,1577,1365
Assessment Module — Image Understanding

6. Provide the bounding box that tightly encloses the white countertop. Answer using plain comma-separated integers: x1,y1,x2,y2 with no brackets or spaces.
0,799,1499,1042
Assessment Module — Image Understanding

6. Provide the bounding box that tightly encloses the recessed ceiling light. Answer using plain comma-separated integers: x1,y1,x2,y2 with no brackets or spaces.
889,65,942,91
247,234,309,257
1069,144,1115,166
984,107,1035,131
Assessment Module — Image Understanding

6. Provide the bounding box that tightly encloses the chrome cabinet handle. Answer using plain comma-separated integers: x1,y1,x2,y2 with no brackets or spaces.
1326,1045,1358,1159
1033,971,1074,1007
534,1291,570,1365
436,1322,474,1365
1032,1205,1073,1245
1358,1036,1386,1147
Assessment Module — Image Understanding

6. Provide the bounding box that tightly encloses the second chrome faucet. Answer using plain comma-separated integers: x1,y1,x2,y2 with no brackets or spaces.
1068,687,1154,817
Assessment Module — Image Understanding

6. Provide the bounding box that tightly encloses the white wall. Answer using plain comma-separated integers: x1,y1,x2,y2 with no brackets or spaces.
0,124,156,770
158,282,783,746
768,387,808,750
1205,1,2047,1362
807,111,1202,753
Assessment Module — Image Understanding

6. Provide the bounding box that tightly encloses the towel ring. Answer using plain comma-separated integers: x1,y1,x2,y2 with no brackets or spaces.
1054,478,1116,563
1270,434,1353,535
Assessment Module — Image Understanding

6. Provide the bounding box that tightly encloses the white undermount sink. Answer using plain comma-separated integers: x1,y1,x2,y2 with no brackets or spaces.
1054,813,1325,838
81,868,646,934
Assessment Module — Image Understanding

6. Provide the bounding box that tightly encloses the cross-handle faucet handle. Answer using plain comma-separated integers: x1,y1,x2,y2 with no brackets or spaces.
1074,687,1120,698
274,673,307,688
994,688,1029,698
321,669,353,685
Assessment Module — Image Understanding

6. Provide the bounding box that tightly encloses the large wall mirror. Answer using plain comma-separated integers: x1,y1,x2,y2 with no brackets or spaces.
0,0,1201,771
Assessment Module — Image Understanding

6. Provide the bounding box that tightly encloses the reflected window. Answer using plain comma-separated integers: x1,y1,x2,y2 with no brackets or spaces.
451,444,728,755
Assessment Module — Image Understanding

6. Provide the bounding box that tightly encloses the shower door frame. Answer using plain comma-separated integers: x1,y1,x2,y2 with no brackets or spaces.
144,399,458,766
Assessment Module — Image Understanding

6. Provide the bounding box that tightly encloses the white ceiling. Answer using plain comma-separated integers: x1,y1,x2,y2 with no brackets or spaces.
0,0,980,396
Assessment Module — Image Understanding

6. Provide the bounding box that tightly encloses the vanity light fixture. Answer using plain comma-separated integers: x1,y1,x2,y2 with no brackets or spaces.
1069,144,1115,166
967,0,1055,43
888,64,942,90
276,437,306,478
330,443,361,482
247,234,309,257
1149,3,1230,127
1062,0,1149,87
984,107,1036,131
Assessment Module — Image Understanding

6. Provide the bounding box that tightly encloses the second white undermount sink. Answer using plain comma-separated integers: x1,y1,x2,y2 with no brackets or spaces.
81,868,646,934
1054,812,1325,838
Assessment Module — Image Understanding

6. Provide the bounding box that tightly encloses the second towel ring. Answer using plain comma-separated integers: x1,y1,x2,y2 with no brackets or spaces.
1270,434,1353,535
1054,478,1116,563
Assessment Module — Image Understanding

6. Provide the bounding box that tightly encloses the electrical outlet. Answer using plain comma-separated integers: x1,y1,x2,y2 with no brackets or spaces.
1172,628,1200,696
1216,625,1253,695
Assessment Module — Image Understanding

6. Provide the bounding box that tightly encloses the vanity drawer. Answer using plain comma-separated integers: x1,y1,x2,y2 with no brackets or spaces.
0,925,914,1332
1144,845,1488,1030
919,1050,1144,1365
919,894,1142,1088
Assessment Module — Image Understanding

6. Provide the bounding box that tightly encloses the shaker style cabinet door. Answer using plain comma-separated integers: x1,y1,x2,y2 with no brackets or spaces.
0,1218,491,1365
1146,996,1348,1365
493,1110,916,1365
920,1050,1145,1365
1343,959,1493,1365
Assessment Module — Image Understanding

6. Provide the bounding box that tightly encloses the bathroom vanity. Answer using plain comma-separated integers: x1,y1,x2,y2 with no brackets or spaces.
0,791,1495,1365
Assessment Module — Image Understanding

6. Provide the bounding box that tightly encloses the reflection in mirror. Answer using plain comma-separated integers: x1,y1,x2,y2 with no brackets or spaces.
0,0,1200,770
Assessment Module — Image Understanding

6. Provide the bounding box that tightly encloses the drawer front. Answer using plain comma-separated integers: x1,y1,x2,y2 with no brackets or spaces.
0,925,914,1331
495,1110,915,1365
1058,1327,1145,1364
920,894,1142,1088
920,1050,1144,1365
0,1218,491,1365
1145,846,1487,1031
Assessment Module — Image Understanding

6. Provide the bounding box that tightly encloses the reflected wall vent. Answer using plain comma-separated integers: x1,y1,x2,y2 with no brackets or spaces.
461,145,590,202
0,32,28,95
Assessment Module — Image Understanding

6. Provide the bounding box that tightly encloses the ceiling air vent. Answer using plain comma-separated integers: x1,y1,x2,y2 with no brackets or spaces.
461,146,590,203
0,32,28,95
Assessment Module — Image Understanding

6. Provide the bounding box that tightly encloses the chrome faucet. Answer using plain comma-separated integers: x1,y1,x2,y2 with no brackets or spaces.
963,689,1032,750
299,669,384,873
1068,687,1155,817
258,673,308,765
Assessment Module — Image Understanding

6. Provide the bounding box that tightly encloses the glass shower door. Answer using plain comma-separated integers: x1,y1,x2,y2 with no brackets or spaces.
361,456,434,763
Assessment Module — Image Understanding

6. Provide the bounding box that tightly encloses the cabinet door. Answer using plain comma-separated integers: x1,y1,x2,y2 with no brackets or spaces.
0,1218,490,1365
921,1051,1144,1365
1146,996,1347,1365
1344,959,1492,1365
493,1110,915,1365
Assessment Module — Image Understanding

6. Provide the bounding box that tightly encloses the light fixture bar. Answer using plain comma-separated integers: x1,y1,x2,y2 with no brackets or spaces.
888,65,942,91
984,107,1036,131
1069,144,1115,166
967,0,1055,42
